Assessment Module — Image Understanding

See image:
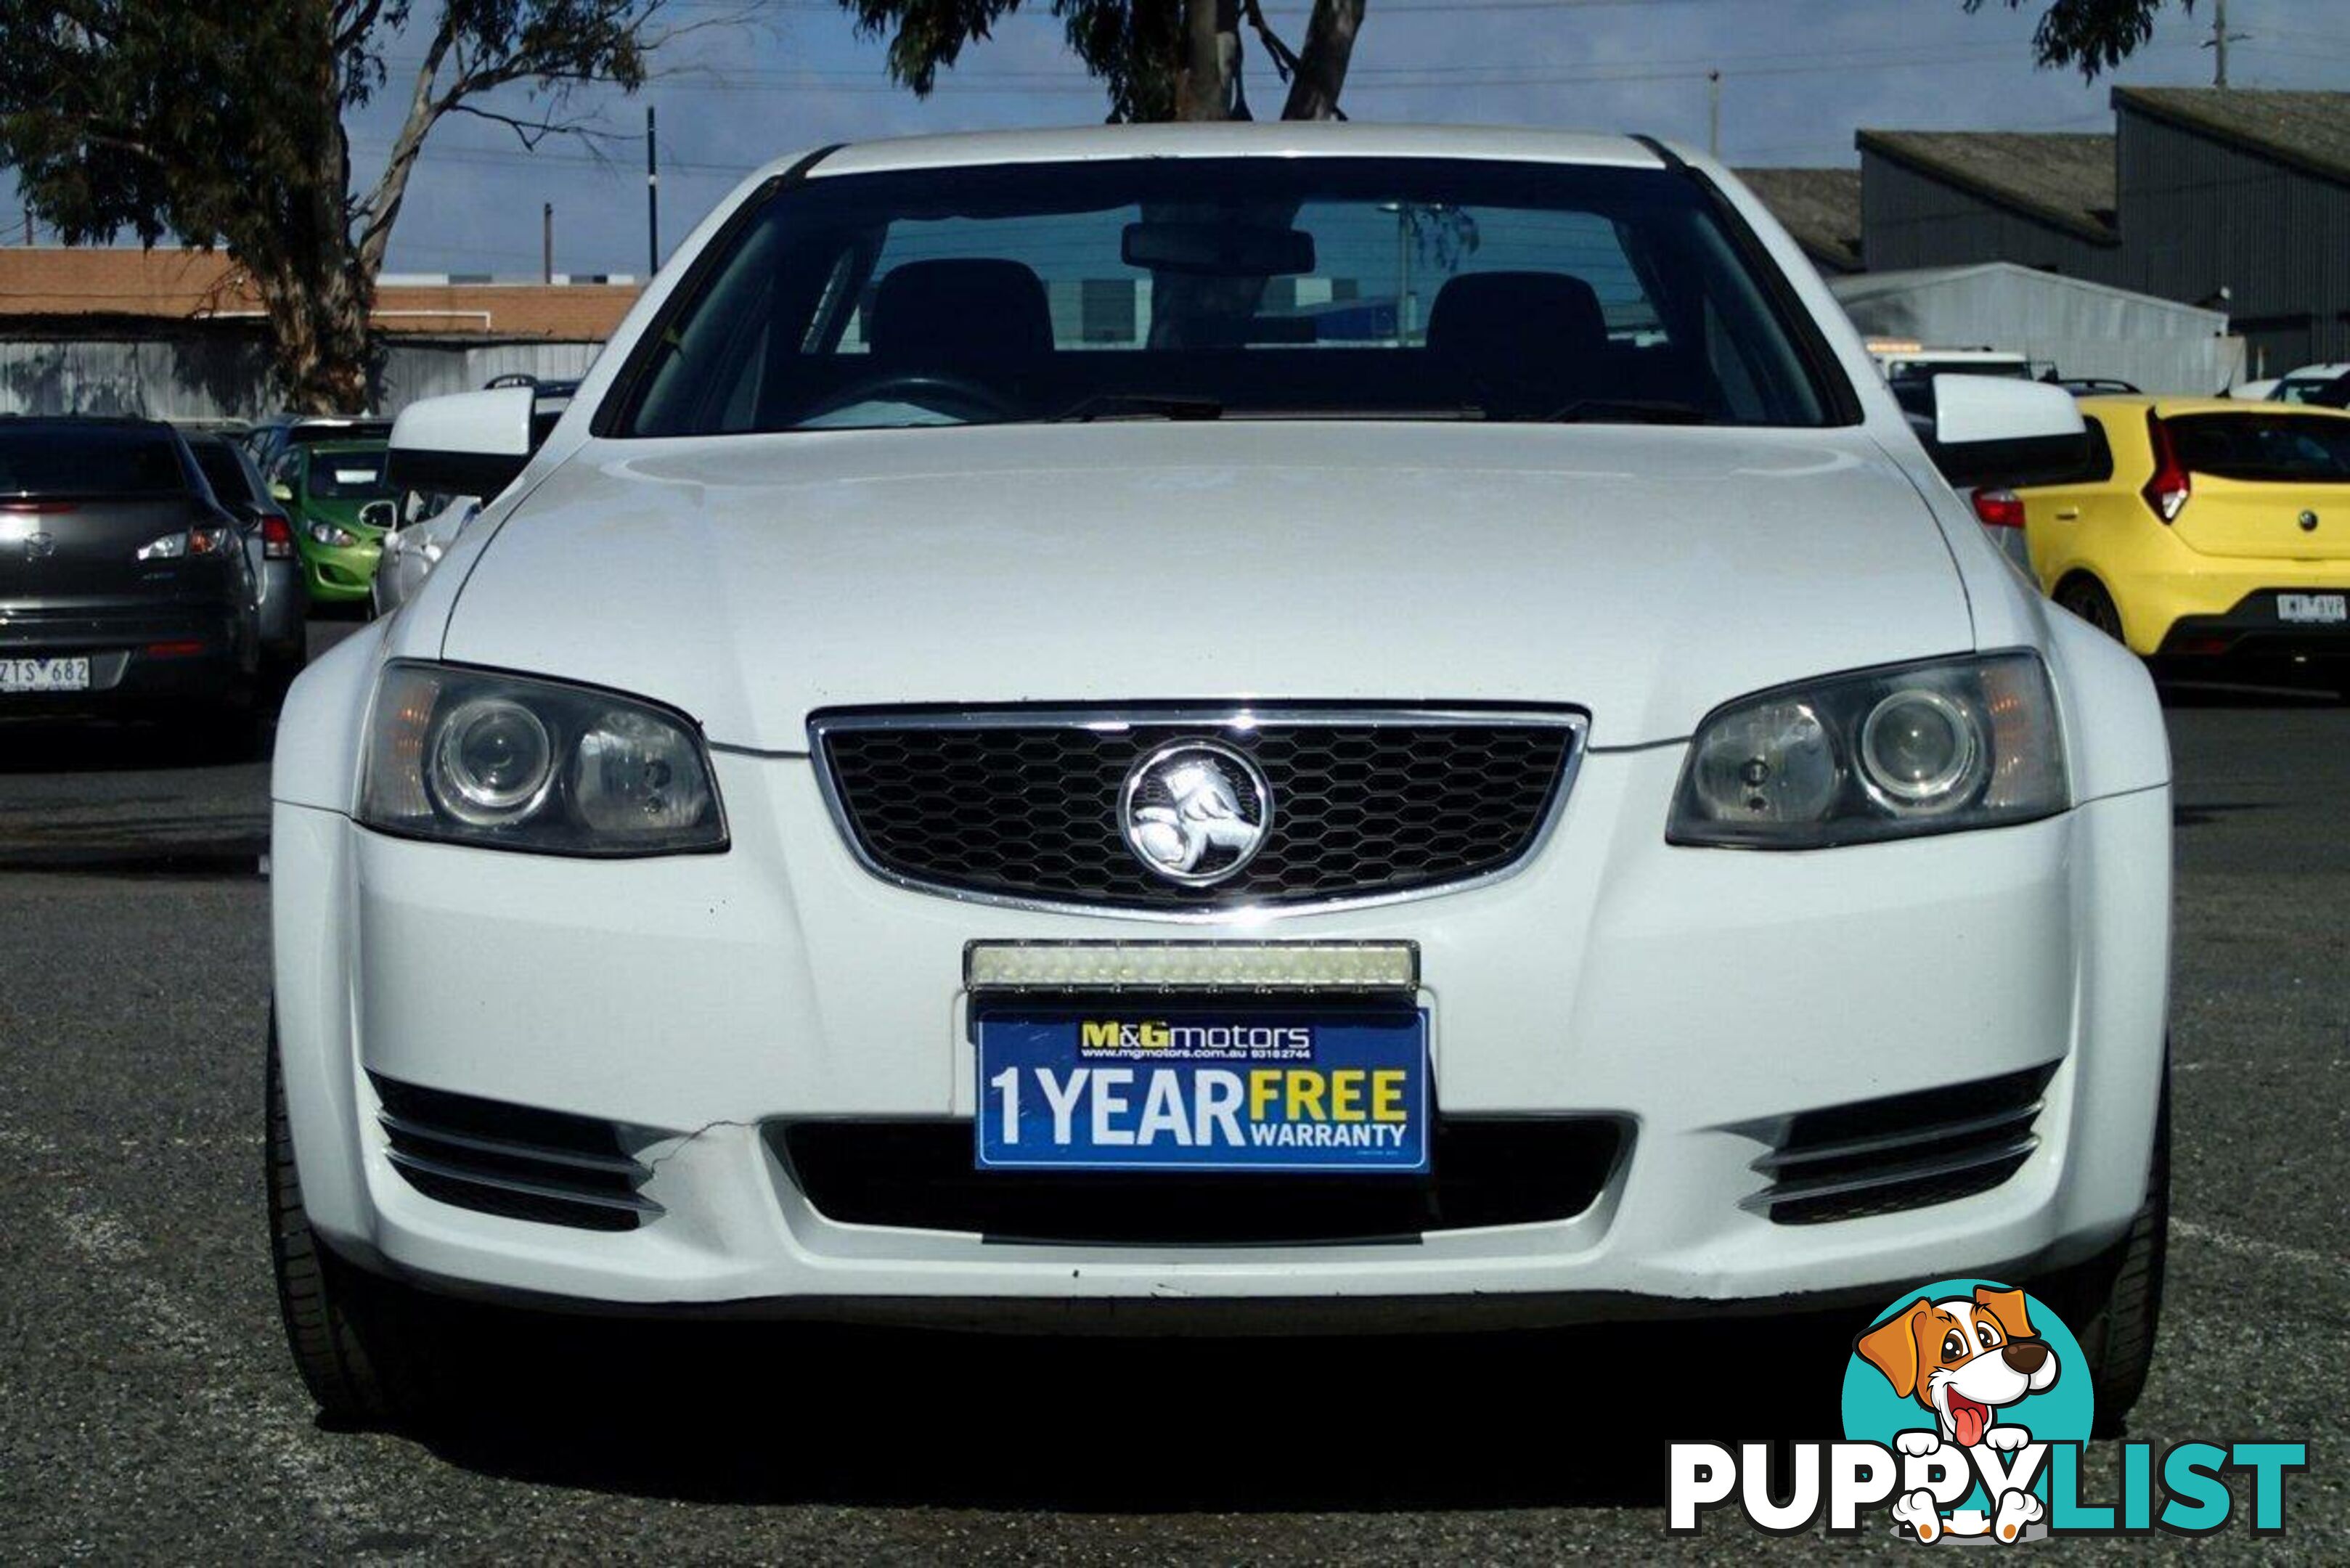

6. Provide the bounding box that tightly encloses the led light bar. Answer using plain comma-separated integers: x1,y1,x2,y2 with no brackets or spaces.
963,940,1419,994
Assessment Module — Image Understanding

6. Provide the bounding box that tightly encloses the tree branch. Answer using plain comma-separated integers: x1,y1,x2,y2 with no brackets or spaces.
353,16,460,277
445,100,626,157
333,0,388,54
1240,0,1302,83
1282,0,1363,121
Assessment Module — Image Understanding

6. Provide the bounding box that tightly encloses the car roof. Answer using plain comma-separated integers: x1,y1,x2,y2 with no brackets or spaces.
303,438,388,454
0,414,173,431
256,412,388,430
2279,364,2350,380
796,122,1671,181
2078,394,2350,419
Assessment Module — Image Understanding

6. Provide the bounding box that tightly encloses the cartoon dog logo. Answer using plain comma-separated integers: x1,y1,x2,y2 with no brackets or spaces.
1855,1285,2059,1543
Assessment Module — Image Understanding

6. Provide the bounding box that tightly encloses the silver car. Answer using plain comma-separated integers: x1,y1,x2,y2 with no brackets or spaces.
370,491,478,618
185,432,305,687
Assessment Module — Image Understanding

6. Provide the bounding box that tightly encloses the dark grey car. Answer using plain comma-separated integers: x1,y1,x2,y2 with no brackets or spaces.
0,418,263,724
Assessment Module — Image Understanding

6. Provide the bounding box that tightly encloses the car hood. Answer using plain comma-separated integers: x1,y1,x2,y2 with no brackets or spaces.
442,422,1970,751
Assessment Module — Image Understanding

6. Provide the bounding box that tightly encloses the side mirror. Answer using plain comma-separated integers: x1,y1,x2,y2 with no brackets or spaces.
359,499,398,532
1927,374,2089,490
268,480,295,503
387,385,536,499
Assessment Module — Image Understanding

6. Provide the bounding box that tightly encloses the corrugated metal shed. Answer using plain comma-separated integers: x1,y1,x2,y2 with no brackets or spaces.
1829,261,2239,395
2113,89,2350,375
1857,131,2119,277
1854,90,2350,380
0,335,605,420
1734,168,1864,274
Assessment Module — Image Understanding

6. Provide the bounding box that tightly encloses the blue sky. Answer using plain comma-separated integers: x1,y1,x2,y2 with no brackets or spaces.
30,0,2350,277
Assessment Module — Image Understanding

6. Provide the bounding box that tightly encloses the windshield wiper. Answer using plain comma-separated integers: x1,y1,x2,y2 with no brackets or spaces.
1547,399,1712,425
1052,393,1226,423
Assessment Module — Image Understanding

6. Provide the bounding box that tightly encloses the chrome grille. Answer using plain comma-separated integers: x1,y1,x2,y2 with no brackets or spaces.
811,707,1583,915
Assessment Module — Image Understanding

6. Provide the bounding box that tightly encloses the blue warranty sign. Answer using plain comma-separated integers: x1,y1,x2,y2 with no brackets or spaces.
975,1007,1429,1174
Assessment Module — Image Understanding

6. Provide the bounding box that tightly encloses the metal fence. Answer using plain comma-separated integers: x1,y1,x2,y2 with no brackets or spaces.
0,334,607,422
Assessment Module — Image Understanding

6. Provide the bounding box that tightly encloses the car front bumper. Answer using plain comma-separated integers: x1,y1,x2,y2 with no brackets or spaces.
299,539,383,603
273,744,2171,1324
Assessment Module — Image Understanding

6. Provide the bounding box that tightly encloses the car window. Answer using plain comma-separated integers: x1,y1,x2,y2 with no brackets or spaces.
613,157,1845,436
189,441,257,505
2077,415,2116,483
2167,414,2350,484
0,425,187,495
307,450,396,499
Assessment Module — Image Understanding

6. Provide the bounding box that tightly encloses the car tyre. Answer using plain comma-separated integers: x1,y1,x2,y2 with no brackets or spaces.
2055,576,2126,646
2078,1061,2169,1438
266,1019,446,1429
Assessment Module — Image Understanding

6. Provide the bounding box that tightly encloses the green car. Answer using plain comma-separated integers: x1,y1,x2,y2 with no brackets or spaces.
267,438,397,608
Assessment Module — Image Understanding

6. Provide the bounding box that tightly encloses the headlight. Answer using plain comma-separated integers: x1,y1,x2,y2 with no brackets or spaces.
359,662,726,855
310,522,358,547
1668,652,2066,849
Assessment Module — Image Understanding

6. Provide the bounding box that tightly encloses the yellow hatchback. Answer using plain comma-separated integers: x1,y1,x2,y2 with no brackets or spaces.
2013,396,2350,661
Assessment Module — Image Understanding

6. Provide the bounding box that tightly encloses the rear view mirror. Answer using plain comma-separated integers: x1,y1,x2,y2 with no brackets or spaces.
387,385,536,499
1122,221,1315,277
1927,375,2090,490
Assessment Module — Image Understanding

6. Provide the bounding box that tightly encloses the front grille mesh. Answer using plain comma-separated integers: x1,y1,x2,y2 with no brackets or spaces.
815,712,1577,911
777,1118,1626,1243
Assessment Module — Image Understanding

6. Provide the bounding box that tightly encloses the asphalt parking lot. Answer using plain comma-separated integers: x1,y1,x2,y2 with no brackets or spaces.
0,628,2341,1561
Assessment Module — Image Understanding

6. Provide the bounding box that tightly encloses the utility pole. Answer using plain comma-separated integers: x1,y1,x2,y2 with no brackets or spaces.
1708,70,1721,158
2204,0,2247,88
645,105,660,275
542,203,553,284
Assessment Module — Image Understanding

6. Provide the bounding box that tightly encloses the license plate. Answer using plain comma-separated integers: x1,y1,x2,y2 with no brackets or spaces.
2278,592,2348,625
0,656,90,693
976,1006,1429,1173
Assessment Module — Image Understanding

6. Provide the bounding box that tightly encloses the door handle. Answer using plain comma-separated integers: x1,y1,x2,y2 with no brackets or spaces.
2055,507,2081,520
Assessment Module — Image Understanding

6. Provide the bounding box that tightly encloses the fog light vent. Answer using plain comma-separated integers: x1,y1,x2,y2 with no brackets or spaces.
370,1073,661,1232
1745,1063,2055,1225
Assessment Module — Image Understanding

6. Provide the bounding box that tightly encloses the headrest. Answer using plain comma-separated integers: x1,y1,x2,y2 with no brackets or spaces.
868,258,1053,364
1426,271,1608,365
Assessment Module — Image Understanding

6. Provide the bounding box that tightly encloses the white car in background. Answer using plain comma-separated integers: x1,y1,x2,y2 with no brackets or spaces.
2268,363,2350,404
266,124,2173,1434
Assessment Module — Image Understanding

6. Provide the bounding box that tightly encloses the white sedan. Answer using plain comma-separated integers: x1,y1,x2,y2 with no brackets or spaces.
267,124,2171,1429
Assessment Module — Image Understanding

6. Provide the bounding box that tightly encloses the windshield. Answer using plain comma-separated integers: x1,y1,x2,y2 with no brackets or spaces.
190,441,256,505
610,157,1844,436
308,449,395,499
0,425,186,496
2169,414,2350,484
